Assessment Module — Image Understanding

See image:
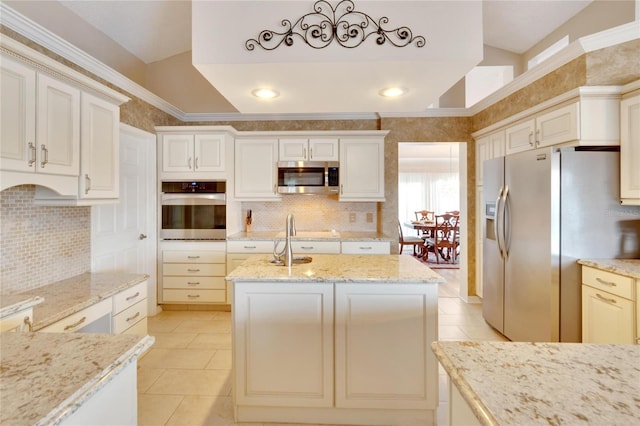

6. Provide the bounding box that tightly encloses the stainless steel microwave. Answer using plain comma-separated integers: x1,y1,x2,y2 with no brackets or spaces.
277,161,339,194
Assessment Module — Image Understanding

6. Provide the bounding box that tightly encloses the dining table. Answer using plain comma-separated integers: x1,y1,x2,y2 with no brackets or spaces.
404,220,460,263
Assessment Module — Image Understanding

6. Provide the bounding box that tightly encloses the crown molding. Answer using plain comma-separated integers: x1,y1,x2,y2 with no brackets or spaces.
378,108,472,118
181,112,380,122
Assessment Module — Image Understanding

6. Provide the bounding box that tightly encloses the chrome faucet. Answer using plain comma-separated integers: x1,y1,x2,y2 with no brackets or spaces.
273,213,296,267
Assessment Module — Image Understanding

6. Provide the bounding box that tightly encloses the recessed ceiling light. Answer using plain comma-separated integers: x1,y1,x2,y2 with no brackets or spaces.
252,88,280,99
379,87,407,98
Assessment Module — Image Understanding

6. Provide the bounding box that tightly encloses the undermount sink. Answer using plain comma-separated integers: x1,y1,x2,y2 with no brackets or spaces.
269,256,313,265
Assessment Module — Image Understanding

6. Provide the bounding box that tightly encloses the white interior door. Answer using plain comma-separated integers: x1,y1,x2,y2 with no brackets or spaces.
92,124,158,314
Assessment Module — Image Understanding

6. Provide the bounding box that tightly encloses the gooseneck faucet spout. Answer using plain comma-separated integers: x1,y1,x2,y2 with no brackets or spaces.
273,213,296,267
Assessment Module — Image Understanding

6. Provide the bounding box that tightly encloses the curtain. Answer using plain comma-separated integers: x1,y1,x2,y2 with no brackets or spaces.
398,172,459,224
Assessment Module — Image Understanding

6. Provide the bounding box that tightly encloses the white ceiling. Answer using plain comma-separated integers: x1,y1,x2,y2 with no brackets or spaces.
55,0,594,114
58,0,592,64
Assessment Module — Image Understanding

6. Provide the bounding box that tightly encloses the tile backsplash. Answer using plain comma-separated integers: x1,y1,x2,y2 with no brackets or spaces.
0,185,90,294
241,195,377,233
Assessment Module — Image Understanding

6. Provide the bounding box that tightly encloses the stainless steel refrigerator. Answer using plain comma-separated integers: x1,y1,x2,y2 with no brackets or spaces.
482,146,640,342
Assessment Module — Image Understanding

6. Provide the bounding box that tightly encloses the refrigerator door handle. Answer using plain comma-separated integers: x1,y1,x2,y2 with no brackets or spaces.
495,186,506,260
501,185,510,259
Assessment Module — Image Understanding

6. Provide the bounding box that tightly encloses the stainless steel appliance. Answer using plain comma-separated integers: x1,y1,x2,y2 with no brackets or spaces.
277,161,339,194
161,181,226,240
482,147,640,342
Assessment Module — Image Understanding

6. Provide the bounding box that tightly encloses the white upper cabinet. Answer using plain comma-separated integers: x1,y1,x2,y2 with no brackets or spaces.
80,92,119,199
279,138,338,162
620,89,640,205
235,137,280,200
161,133,226,176
0,39,129,203
339,136,385,201
0,55,36,173
505,118,536,154
476,130,505,185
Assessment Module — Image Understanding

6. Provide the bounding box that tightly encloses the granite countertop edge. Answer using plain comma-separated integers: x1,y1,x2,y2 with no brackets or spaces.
577,258,640,279
431,342,497,426
227,231,393,242
0,295,44,319
36,335,155,426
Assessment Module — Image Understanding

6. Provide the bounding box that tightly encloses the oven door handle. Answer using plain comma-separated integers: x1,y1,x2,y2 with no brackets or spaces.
161,193,226,205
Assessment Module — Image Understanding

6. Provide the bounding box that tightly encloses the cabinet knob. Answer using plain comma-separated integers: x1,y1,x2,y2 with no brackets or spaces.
139,233,147,240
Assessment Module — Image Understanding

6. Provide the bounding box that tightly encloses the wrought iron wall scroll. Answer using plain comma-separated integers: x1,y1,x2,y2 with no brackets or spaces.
245,0,426,51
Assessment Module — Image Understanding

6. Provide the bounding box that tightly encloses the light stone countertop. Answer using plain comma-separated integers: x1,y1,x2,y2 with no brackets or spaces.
0,331,154,426
0,294,44,320
577,258,640,279
227,230,393,242
226,254,443,283
431,341,640,426
10,273,148,331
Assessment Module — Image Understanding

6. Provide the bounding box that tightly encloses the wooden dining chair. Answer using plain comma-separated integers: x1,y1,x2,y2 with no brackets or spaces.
423,213,459,263
413,210,435,237
398,220,424,256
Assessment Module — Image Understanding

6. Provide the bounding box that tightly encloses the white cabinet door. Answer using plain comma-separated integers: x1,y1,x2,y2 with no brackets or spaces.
536,102,578,148
235,138,280,200
505,119,535,154
582,285,634,344
334,283,438,410
0,55,36,172
475,136,490,185
278,138,339,162
620,93,640,204
194,134,225,172
36,73,80,176
475,186,483,298
234,282,334,407
309,138,338,161
339,138,385,201
279,138,308,161
80,92,119,199
162,134,194,172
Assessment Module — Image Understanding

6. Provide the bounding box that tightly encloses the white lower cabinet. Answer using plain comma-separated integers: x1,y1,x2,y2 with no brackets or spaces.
161,242,227,305
340,241,390,254
0,307,34,332
581,266,636,344
40,298,112,333
112,281,148,334
233,281,438,424
334,283,438,410
60,361,137,426
234,283,334,407
447,377,481,426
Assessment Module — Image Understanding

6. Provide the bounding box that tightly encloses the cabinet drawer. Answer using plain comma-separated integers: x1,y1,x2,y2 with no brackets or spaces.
121,317,148,335
582,266,634,300
40,298,112,333
163,276,226,290
163,263,226,276
163,289,226,303
163,250,225,263
227,240,273,253
112,299,147,334
341,241,390,254
291,241,340,254
113,281,148,315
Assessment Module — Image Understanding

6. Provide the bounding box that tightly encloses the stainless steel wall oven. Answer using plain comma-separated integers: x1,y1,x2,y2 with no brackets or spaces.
161,181,226,240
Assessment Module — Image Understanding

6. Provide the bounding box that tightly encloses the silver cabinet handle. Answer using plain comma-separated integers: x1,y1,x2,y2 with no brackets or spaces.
139,234,147,240
126,291,140,301
359,246,373,250
64,316,86,331
195,157,199,170
85,174,91,194
340,184,344,194
126,312,141,322
187,282,200,286
596,278,617,287
28,142,36,166
23,316,33,332
309,147,313,159
188,157,192,169
40,144,48,167
303,147,307,160
187,294,200,298
244,245,257,249
528,131,534,146
187,268,200,272
596,293,617,304
187,255,200,259
535,128,540,144
300,246,314,250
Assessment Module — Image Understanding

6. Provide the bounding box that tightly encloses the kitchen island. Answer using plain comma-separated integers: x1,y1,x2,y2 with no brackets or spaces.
432,341,640,426
226,254,444,425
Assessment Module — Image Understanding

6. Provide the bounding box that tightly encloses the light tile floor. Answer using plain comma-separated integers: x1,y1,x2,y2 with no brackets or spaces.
138,267,507,426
